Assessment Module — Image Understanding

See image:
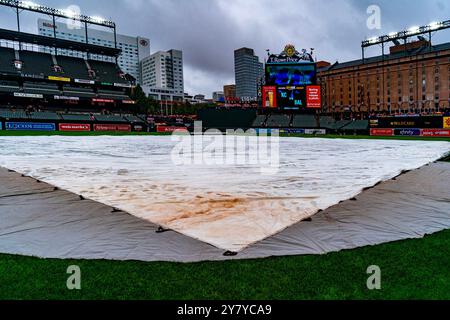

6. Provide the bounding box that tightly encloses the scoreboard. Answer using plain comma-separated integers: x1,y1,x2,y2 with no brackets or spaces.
261,45,322,110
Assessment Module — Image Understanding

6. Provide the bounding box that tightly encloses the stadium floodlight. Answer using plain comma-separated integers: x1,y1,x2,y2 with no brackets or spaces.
408,26,420,34
428,21,440,30
91,16,106,24
61,8,78,19
21,1,39,9
0,0,116,28
361,19,450,49
388,32,398,38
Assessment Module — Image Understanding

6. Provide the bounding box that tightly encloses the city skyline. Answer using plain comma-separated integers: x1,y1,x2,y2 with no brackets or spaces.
0,0,449,98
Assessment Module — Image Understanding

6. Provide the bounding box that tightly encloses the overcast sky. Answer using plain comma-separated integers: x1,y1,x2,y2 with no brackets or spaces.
0,0,449,97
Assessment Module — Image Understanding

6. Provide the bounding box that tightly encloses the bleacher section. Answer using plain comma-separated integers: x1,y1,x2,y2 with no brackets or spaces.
341,120,369,133
56,56,90,80
0,109,27,119
94,114,128,123
252,115,267,127
63,85,96,98
292,115,318,128
19,51,59,77
0,80,20,93
0,47,17,74
124,115,144,123
60,113,93,121
29,112,61,121
88,60,127,84
266,114,291,128
198,108,257,130
23,82,60,95
97,89,129,100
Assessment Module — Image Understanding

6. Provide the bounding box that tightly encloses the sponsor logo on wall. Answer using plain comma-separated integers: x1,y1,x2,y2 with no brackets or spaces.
394,128,421,136
156,126,188,133
94,124,131,132
6,122,55,131
59,123,91,132
421,129,450,137
370,128,394,136
13,92,43,99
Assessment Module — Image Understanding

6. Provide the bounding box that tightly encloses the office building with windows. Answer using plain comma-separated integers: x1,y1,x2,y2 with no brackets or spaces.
234,47,263,100
140,49,184,101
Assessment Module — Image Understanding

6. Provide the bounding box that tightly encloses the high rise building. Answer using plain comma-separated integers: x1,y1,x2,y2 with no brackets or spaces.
234,48,263,100
37,19,150,84
223,84,236,98
140,50,184,101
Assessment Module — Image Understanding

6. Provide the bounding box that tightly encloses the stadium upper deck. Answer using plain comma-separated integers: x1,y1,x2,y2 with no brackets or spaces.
0,27,135,109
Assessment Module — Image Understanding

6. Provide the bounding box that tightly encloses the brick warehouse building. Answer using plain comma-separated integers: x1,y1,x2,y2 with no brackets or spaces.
318,40,450,116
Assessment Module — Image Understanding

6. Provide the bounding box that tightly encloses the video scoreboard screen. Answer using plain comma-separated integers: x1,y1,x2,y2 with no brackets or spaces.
277,86,306,110
262,85,321,110
266,63,316,86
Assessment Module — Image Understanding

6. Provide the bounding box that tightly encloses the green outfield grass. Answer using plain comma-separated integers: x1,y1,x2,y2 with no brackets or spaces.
0,130,450,142
0,133,449,300
1,227,450,300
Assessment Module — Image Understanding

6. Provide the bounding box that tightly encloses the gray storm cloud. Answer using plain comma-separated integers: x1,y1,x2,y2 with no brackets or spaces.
0,0,448,97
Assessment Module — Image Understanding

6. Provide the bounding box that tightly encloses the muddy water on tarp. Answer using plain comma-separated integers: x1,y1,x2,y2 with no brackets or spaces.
0,136,449,252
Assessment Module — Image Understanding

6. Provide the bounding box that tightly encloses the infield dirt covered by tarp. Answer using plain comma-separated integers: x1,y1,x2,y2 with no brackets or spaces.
0,136,449,252
0,161,450,262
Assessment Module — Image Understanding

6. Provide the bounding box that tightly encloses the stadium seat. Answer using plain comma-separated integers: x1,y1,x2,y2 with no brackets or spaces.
55,56,90,80
266,114,292,128
97,89,130,100
252,115,267,127
88,60,127,84
29,111,61,121
0,47,18,74
124,115,144,123
23,82,60,95
19,51,60,77
63,85,96,98
94,114,128,123
0,109,28,120
198,109,257,130
0,80,20,93
341,120,369,133
292,115,318,128
60,113,93,121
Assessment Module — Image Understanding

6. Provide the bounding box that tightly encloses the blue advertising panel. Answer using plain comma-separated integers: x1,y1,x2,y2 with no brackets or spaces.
6,122,56,131
394,128,421,136
280,128,306,134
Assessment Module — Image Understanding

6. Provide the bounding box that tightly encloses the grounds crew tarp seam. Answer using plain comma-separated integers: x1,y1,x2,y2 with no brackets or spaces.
0,162,450,262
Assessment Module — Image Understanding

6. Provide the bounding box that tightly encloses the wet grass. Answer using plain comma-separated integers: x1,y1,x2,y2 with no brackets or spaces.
0,130,450,142
0,228,450,300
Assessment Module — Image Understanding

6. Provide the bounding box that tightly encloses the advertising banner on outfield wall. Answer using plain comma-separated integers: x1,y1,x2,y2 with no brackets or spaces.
377,116,443,129
370,128,394,136
421,129,450,137
6,122,55,131
156,126,188,133
279,128,305,134
304,129,326,135
94,124,131,132
59,123,91,132
444,117,450,129
394,128,422,136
